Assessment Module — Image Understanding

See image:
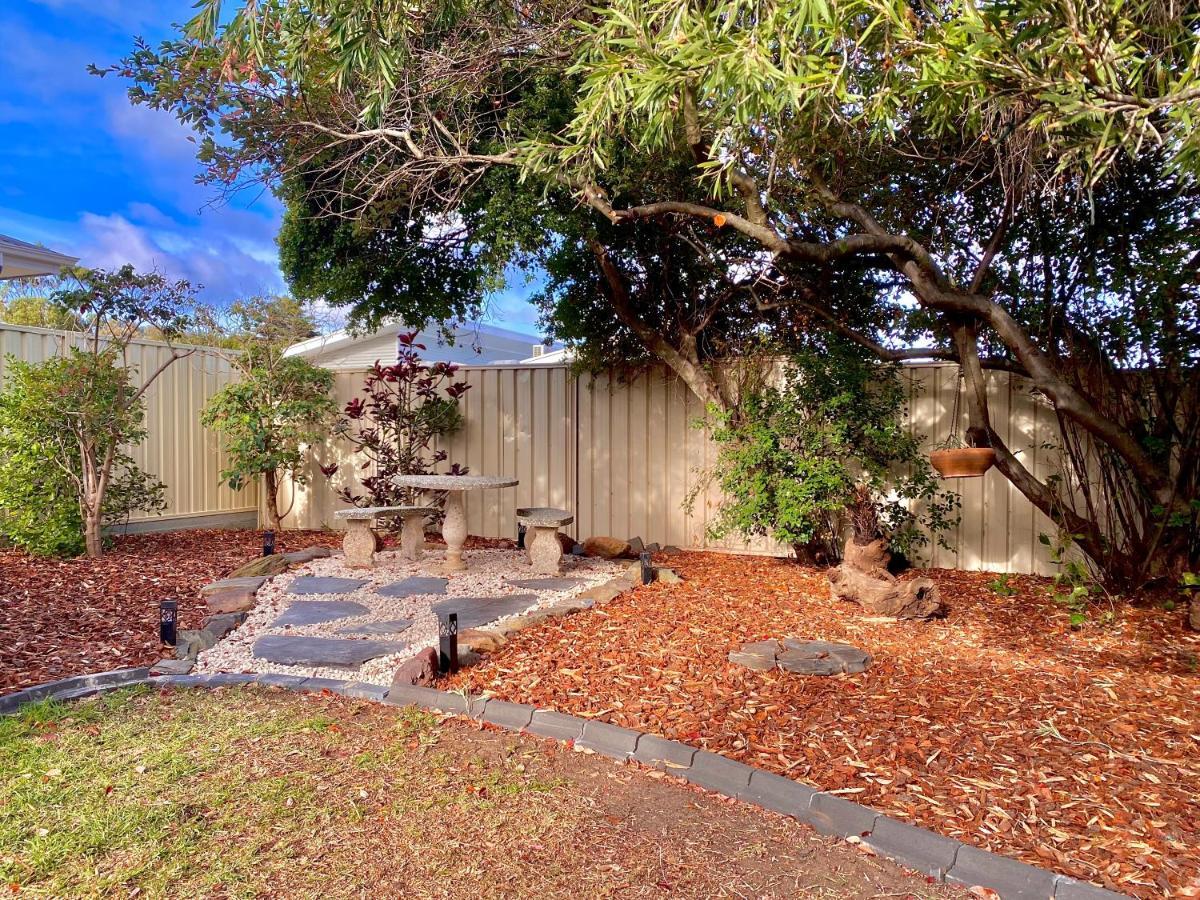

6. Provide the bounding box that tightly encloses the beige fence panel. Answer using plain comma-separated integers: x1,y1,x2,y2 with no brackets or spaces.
286,361,1063,576
0,322,258,529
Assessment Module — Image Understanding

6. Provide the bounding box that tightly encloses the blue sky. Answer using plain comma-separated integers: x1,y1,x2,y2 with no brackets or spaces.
0,0,542,334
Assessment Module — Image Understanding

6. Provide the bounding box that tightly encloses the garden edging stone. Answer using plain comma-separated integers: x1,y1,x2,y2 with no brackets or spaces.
0,671,1130,900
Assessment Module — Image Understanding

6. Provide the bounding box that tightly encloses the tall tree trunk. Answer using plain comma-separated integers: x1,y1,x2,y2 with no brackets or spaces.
264,468,284,532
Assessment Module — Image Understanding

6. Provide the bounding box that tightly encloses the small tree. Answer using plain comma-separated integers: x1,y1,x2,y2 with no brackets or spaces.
703,345,958,564
328,332,470,509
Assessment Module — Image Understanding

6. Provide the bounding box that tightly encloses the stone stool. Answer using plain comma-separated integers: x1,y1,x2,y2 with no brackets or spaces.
516,507,574,575
334,505,435,568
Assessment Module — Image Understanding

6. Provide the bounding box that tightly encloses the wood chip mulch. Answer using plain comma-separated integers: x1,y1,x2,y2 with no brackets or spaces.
451,552,1200,898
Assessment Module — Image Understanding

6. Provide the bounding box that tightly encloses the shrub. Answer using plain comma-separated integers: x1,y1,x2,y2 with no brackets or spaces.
703,345,958,563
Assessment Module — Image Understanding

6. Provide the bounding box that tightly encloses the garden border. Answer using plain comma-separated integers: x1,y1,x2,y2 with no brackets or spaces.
0,668,1127,900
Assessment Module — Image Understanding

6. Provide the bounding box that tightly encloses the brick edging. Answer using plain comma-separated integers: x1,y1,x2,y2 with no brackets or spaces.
1,672,1125,900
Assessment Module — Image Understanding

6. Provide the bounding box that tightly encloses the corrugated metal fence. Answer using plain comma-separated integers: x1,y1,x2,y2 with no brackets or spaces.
0,323,258,531
282,363,1064,575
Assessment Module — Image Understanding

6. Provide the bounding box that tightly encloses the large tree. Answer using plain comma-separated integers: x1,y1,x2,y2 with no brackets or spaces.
107,0,1200,586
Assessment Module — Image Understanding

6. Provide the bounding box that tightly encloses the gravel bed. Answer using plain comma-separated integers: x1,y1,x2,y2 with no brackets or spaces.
196,549,621,685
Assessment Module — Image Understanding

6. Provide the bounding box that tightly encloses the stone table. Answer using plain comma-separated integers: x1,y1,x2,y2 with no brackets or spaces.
393,474,518,572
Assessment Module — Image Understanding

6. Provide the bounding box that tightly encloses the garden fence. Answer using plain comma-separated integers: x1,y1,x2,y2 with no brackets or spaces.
0,322,258,533
279,363,1065,576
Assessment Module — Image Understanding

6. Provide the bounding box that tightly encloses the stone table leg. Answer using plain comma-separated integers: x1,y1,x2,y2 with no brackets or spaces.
441,490,468,572
400,512,425,562
528,525,563,575
343,519,377,569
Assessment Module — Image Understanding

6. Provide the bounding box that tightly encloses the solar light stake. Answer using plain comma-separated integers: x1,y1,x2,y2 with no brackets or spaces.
159,599,178,647
516,523,526,550
438,612,460,675
262,529,276,556
640,550,654,585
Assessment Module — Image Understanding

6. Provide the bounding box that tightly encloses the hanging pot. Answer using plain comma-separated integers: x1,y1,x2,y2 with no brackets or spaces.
930,447,996,478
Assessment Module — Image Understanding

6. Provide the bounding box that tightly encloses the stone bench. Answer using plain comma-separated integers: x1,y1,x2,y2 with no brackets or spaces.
334,505,437,568
517,507,574,575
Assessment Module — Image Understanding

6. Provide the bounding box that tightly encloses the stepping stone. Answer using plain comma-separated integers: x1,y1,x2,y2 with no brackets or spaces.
337,619,413,636
287,576,369,595
272,600,369,627
506,577,586,591
252,635,407,668
377,576,449,598
430,594,539,630
201,576,269,595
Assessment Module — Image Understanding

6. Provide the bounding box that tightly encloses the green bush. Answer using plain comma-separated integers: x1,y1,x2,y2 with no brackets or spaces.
703,345,958,563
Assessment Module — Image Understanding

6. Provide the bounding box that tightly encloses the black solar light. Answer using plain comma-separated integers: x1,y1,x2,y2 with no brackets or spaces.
159,599,178,647
438,612,459,675
640,550,654,585
262,529,276,556
516,523,526,550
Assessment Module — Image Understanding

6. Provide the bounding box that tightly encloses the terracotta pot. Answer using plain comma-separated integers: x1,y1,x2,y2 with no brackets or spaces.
929,447,996,478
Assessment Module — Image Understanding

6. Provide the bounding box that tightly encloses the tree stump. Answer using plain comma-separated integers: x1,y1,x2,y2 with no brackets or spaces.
828,538,945,619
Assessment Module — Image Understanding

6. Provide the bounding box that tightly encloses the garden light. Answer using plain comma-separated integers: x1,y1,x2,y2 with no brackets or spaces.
438,611,459,675
159,599,178,647
640,551,653,585
262,529,276,556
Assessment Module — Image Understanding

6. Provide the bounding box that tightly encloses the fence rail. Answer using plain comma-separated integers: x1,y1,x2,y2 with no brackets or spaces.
0,323,258,531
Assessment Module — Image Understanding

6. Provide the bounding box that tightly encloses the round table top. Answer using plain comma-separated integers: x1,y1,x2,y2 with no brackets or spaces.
392,474,519,490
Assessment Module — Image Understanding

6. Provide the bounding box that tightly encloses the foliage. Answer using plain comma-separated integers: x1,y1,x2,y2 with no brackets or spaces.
202,357,336,531
328,332,470,509
703,344,957,562
0,278,81,330
1040,531,1117,629
0,353,166,556
987,574,1019,598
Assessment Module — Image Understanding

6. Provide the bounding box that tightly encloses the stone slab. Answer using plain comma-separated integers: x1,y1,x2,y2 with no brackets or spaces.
865,815,962,879
728,649,776,671
506,577,587,591
481,700,535,731
737,770,817,818
202,613,246,641
204,587,258,615
229,555,290,578
577,720,641,760
283,547,332,564
287,576,370,595
948,845,1062,899
430,594,538,630
804,792,879,838
683,750,753,795
201,576,268,595
376,576,449,598
337,619,414,635
151,658,195,676
633,734,697,771
252,635,406,667
526,710,585,742
272,600,370,627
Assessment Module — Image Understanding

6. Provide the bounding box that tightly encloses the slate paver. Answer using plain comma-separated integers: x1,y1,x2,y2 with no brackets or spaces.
272,600,370,627
287,576,370,595
336,619,413,635
376,576,449,598
506,577,587,591
252,635,406,667
430,594,539,630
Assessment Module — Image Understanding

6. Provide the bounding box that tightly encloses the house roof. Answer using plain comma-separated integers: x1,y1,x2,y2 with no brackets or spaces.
0,233,78,280
285,320,549,364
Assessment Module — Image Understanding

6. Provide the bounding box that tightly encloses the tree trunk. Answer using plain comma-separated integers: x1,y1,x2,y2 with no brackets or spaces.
84,509,103,559
264,469,284,532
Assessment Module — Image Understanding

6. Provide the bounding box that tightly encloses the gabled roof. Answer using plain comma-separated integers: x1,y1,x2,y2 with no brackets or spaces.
0,234,78,280
284,320,545,359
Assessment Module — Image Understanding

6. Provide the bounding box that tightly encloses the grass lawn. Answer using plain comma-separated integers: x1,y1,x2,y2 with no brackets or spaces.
0,685,954,899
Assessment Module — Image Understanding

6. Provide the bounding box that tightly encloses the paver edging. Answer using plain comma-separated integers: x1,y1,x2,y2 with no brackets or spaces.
0,672,1128,900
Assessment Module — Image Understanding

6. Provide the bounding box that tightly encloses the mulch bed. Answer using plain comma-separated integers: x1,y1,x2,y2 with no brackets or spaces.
451,552,1200,898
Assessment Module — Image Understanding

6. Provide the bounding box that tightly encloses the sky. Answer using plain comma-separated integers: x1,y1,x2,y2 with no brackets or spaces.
0,0,542,335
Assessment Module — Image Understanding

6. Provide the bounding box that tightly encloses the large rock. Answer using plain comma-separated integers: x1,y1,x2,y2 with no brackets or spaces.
205,587,258,615
391,647,438,687
458,628,507,653
583,536,633,559
229,554,290,578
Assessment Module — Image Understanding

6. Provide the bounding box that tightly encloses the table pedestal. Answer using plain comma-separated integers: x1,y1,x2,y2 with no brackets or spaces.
441,491,468,572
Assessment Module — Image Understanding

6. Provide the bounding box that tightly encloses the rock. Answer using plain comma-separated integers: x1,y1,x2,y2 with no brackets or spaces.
662,545,683,555
624,560,644,581
503,611,553,632
201,576,269,595
204,587,257,615
577,582,624,604
202,613,246,641
283,546,332,564
556,532,577,554
729,648,777,671
175,629,215,659
229,554,291,578
655,567,682,585
627,536,645,554
583,536,633,559
645,542,661,553
571,543,586,556
391,647,438,687
458,629,507,653
544,597,594,617
151,658,194,675
729,638,872,676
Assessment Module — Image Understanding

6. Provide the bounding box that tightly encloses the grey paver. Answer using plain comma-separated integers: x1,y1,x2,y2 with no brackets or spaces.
337,619,413,635
577,720,641,759
376,576,449,598
526,709,585,742
683,750,753,795
1054,877,1129,899
633,734,697,771
506,577,587,591
481,700,535,730
737,770,817,817
333,681,389,701
206,673,257,688
254,673,309,690
384,684,468,714
272,600,370,627
865,815,962,879
430,594,539,630
150,658,194,676
252,635,406,667
947,844,1062,899
300,677,352,693
287,576,369,595
804,791,879,837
